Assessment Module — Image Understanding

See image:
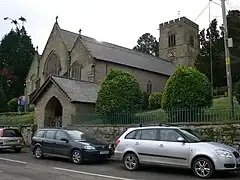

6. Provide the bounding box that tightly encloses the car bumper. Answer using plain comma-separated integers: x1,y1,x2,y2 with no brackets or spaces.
0,144,24,149
214,157,240,171
112,151,123,161
82,149,113,160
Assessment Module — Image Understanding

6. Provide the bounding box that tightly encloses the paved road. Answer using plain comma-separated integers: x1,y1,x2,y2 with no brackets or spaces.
0,148,239,180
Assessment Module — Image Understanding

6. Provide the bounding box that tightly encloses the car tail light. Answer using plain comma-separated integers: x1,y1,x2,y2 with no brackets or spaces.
0,129,4,137
116,139,120,146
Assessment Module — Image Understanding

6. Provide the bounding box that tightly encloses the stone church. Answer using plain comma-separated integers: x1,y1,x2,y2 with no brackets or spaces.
25,16,199,128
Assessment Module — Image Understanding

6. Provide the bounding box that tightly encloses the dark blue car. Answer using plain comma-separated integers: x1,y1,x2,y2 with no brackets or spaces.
31,128,114,164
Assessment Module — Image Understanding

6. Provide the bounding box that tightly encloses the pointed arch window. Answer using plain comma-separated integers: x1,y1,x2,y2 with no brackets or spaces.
147,81,152,93
71,62,82,80
43,52,61,80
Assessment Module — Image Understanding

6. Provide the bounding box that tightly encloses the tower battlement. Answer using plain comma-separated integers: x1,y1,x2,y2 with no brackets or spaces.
159,17,199,30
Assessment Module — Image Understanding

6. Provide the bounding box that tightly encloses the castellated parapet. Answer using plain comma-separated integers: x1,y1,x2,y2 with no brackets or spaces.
159,17,199,30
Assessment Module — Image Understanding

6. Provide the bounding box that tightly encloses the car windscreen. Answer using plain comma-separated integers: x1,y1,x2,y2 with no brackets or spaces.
2,129,22,137
67,130,95,141
179,128,206,143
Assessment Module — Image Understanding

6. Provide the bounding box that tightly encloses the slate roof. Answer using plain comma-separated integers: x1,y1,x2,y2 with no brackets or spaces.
52,76,100,103
60,29,175,76
30,76,100,104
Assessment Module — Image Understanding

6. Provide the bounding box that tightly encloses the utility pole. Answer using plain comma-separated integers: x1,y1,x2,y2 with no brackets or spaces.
220,0,234,120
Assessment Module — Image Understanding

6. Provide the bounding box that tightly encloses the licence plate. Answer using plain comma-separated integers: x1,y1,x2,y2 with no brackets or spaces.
100,151,109,155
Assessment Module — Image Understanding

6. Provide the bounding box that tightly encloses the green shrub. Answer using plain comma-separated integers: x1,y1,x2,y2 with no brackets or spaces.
149,92,162,109
142,91,150,109
162,67,213,122
95,69,143,124
235,81,240,104
7,98,18,112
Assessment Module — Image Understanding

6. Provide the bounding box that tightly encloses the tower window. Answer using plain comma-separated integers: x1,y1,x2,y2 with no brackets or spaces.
190,35,194,47
168,34,176,47
147,81,152,93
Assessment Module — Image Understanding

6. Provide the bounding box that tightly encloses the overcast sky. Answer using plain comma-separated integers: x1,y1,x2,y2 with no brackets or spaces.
0,0,239,54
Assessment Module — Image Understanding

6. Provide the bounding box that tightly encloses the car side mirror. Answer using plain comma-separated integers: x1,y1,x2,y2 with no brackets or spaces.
177,137,186,143
61,138,69,143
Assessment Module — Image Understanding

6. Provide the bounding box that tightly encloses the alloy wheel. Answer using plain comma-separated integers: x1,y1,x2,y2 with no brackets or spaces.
72,150,83,164
193,158,214,178
124,153,139,171
34,146,43,159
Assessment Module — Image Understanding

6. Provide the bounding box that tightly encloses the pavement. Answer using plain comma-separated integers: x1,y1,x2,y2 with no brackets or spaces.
0,148,239,180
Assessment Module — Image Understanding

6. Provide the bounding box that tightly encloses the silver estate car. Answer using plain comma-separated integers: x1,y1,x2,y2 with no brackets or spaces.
0,127,25,152
113,124,240,179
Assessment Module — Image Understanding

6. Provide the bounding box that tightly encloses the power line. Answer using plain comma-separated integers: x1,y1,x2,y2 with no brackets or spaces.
227,0,240,10
195,1,212,21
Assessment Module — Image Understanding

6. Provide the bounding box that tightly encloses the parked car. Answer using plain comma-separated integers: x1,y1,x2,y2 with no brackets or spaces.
0,127,25,152
31,128,114,164
113,124,240,179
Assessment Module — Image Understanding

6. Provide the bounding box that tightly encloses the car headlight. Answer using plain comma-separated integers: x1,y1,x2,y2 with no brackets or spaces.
215,149,232,158
83,145,96,150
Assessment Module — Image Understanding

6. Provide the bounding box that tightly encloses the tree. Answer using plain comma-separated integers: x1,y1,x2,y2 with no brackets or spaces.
227,10,240,83
195,11,240,89
162,67,212,122
95,69,143,123
0,17,35,103
148,92,162,110
133,33,159,57
195,19,225,88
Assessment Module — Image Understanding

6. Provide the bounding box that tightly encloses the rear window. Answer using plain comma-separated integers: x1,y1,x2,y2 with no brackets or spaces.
2,129,22,137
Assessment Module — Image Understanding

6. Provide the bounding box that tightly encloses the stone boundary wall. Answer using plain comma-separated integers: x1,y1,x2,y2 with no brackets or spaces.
19,122,240,150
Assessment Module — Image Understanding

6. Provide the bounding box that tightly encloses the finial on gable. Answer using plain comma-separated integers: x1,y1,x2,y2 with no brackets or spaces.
56,16,58,23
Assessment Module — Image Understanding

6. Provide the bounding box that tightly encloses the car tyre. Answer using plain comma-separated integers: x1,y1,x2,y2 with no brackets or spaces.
123,153,139,171
192,157,214,179
34,146,44,159
13,148,21,153
71,149,83,164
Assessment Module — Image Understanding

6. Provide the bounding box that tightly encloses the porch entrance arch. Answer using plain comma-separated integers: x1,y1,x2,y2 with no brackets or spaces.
44,96,63,128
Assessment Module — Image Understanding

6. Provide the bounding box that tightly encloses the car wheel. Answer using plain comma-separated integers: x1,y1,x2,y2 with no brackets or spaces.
192,157,214,179
13,148,21,153
71,149,83,164
123,153,139,171
34,146,43,159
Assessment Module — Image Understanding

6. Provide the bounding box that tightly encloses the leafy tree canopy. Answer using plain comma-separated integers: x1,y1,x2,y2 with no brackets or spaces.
133,33,159,57
0,17,35,111
162,66,213,110
95,69,143,117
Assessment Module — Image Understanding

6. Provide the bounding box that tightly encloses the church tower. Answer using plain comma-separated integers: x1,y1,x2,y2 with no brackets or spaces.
159,17,200,66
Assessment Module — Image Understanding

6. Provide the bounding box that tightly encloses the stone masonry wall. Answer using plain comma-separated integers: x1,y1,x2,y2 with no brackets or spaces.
20,123,240,151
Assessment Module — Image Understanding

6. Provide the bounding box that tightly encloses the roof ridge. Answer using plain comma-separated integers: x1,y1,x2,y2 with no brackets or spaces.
51,75,99,85
60,28,173,64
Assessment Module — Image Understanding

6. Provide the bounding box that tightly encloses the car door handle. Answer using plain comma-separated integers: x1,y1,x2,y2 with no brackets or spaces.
134,142,139,145
159,144,164,148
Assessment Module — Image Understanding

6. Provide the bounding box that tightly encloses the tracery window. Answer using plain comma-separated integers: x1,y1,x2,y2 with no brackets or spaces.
71,62,82,80
43,52,61,80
